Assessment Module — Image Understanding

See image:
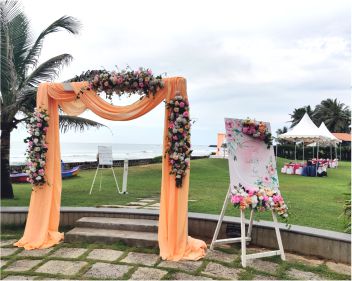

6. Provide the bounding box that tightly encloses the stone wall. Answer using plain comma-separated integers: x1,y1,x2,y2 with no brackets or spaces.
1,207,350,264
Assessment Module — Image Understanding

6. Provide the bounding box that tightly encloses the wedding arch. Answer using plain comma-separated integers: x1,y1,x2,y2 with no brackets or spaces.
14,70,207,261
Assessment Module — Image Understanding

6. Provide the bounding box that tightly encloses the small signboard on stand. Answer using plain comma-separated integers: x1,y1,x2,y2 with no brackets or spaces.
89,146,128,195
210,118,287,267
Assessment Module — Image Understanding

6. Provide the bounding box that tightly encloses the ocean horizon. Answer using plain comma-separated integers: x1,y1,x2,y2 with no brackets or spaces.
10,141,215,165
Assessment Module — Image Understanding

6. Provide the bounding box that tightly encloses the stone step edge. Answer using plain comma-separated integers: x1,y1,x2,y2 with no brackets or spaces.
76,217,158,233
65,227,158,247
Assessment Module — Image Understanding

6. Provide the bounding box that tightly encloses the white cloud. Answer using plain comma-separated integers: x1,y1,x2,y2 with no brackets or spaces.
11,0,351,146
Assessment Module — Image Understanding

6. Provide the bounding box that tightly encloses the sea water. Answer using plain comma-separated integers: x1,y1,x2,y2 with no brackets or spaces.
10,142,215,165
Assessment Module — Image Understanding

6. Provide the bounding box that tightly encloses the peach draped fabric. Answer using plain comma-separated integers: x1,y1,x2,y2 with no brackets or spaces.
14,77,207,260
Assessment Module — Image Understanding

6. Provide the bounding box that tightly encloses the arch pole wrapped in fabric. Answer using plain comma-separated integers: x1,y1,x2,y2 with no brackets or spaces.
14,77,207,261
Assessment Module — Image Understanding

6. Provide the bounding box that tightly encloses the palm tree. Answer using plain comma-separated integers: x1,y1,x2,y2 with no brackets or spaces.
313,98,351,133
276,126,289,145
288,105,316,128
1,1,104,199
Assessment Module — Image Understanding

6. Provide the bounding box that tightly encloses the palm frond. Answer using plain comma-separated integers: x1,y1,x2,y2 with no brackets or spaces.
8,11,31,82
59,115,107,133
22,54,73,88
23,16,80,71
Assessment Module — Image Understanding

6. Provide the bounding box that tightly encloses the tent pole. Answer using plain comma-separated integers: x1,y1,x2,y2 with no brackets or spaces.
294,142,296,162
339,143,342,160
302,141,304,162
330,145,332,161
316,142,319,176
312,146,314,160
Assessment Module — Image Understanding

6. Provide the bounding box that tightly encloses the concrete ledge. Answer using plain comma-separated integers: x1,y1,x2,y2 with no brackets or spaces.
1,207,350,263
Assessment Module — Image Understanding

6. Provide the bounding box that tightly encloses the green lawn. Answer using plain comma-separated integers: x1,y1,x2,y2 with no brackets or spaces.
2,158,350,232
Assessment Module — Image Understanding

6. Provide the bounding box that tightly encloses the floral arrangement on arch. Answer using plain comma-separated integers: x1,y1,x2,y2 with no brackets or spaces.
165,95,192,187
231,183,288,220
24,108,49,186
71,67,164,100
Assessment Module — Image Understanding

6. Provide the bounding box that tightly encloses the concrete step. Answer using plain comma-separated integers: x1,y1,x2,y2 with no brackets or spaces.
75,217,158,232
65,227,158,247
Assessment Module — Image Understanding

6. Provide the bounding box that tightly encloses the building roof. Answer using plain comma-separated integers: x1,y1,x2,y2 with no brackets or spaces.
332,133,351,142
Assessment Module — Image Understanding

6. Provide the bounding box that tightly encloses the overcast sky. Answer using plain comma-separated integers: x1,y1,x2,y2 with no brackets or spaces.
12,0,351,145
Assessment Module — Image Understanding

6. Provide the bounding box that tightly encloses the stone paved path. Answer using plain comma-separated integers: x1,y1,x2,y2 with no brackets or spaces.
0,238,350,280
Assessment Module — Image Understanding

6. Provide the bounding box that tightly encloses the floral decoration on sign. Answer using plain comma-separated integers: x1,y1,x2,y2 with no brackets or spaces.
24,108,49,186
70,67,164,100
241,118,273,148
165,95,192,187
231,183,288,220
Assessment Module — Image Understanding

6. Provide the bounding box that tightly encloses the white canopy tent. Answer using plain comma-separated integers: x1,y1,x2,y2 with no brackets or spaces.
307,122,342,161
278,113,328,162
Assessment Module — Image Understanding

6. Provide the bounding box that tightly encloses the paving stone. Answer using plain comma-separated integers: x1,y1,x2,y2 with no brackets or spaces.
172,272,213,280
247,259,279,274
287,268,324,280
87,248,123,261
143,206,160,209
50,247,87,258
130,267,167,280
0,248,18,257
121,252,160,266
5,259,42,272
18,248,52,257
252,275,278,280
0,239,17,247
138,199,156,203
2,275,36,280
36,260,87,276
202,262,243,279
326,261,351,276
150,203,160,207
84,262,131,279
127,201,148,206
206,250,236,263
1,259,8,268
158,260,202,272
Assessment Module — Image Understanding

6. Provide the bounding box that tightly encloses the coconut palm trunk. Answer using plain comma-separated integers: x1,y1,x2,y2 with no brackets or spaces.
1,122,14,199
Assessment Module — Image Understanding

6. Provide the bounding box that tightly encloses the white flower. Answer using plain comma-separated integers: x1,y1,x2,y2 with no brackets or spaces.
30,117,35,123
33,138,39,144
35,147,41,152
35,132,40,136
36,176,42,180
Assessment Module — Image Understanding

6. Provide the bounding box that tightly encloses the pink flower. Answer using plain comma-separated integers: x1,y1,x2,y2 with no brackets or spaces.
170,160,174,164
43,127,48,132
139,82,144,88
231,195,242,204
273,195,283,203
242,126,249,134
28,141,33,146
179,102,185,108
117,77,124,84
39,169,45,175
226,131,234,141
173,135,178,141
147,69,153,75
263,196,269,201
168,123,174,129
37,123,42,128
263,176,270,183
225,119,235,131
182,111,189,118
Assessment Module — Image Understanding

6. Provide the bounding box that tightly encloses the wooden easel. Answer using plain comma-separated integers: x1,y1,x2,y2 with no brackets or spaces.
210,184,286,268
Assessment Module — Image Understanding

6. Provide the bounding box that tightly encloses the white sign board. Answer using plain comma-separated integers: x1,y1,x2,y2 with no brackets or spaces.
98,146,113,165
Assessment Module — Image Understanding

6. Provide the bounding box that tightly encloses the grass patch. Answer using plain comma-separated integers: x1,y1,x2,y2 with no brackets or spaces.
2,158,350,232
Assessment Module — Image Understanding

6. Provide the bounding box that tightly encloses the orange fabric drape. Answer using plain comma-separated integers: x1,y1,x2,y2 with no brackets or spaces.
14,77,206,260
216,133,226,156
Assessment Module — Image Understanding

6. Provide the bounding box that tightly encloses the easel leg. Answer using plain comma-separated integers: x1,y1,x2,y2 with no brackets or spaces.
240,209,247,267
272,211,286,260
99,167,103,191
210,185,231,250
247,209,254,241
89,166,99,195
111,166,120,194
